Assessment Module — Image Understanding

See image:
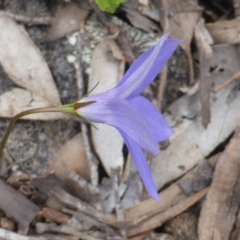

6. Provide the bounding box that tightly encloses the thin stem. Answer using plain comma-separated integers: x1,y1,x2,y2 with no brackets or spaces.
0,100,96,159
0,107,65,158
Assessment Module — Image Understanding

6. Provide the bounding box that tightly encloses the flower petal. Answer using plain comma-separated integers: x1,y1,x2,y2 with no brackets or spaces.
118,129,160,202
105,33,181,99
77,98,158,154
129,96,173,142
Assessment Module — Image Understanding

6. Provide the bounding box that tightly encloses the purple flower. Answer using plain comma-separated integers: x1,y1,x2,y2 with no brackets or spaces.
75,33,180,201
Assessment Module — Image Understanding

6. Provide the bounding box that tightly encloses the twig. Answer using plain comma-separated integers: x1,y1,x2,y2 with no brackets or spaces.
0,227,46,240
157,0,170,110
88,0,135,65
63,208,97,230
0,11,53,25
63,208,123,239
52,187,118,227
213,70,240,93
41,207,71,224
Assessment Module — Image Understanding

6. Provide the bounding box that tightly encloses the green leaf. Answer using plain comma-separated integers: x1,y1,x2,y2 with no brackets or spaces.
95,0,126,14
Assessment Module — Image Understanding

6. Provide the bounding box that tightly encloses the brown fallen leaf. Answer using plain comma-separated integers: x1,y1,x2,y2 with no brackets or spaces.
194,19,212,128
50,2,90,41
0,14,61,106
198,123,240,240
206,17,240,44
88,39,125,176
48,133,89,181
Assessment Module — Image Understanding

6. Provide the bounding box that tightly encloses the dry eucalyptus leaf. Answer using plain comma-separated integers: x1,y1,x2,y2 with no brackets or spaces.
89,39,125,176
50,2,89,41
151,44,240,190
206,16,240,44
48,133,89,181
198,124,240,240
0,14,61,106
0,88,65,120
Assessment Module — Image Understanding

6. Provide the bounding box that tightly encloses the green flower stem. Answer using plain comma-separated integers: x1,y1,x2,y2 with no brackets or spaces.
0,105,75,159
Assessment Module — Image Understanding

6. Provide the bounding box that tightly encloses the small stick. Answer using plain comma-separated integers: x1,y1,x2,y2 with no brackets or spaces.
41,207,71,224
42,207,86,231
63,208,121,238
213,70,240,93
0,11,53,25
52,187,118,227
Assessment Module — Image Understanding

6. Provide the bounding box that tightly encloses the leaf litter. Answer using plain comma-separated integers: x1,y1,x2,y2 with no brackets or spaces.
0,0,240,240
